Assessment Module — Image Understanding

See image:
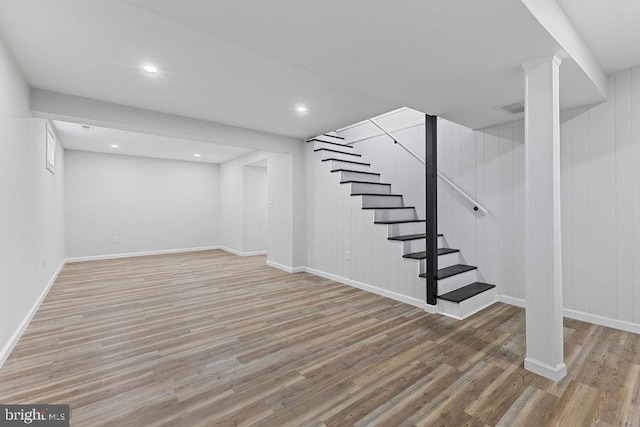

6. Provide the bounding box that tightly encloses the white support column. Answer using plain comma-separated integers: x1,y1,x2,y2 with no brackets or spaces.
522,55,566,381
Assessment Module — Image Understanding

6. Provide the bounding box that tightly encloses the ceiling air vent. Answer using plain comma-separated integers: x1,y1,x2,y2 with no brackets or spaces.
497,101,525,115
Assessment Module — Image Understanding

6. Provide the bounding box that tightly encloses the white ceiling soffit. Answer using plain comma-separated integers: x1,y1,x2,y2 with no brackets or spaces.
30,89,300,154
556,0,640,74
0,0,396,139
521,0,606,97
122,0,605,129
53,121,251,164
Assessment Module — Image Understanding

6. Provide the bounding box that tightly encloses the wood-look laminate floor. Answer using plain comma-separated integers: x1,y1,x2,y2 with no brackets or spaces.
1,250,639,426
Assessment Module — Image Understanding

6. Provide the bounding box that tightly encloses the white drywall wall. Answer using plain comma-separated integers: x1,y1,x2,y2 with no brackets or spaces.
0,36,65,366
64,150,219,258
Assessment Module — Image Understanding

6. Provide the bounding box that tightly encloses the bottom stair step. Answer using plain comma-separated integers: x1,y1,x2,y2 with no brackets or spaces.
437,284,497,320
438,282,496,303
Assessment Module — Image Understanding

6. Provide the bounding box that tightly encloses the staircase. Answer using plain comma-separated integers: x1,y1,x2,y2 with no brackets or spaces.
307,133,496,319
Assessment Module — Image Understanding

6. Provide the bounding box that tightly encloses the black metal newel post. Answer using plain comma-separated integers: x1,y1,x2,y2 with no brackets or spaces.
425,114,438,305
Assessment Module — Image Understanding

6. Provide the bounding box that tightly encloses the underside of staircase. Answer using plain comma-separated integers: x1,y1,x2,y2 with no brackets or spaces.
308,133,497,319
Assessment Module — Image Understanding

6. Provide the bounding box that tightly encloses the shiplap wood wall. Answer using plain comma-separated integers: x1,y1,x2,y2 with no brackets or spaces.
441,65,640,327
304,136,426,307
310,66,640,329
561,66,640,324
437,119,526,300
336,109,527,302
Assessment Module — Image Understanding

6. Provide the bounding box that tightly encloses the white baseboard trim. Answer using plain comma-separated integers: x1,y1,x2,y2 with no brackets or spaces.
563,309,640,335
424,304,438,314
219,247,267,257
524,358,567,381
266,260,305,274
497,294,526,308
65,246,222,263
303,267,427,310
0,259,66,371
497,294,640,335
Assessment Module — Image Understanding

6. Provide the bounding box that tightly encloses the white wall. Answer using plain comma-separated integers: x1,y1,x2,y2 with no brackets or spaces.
437,65,640,331
561,67,640,325
305,120,427,307
340,109,526,302
242,165,268,252
0,36,66,365
219,151,296,269
291,142,307,269
64,150,219,258
340,108,427,219
437,119,526,300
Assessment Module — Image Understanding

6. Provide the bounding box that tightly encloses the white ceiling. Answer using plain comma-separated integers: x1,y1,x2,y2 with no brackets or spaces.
53,121,251,164
107,0,605,128
0,0,396,140
0,0,637,161
557,0,640,73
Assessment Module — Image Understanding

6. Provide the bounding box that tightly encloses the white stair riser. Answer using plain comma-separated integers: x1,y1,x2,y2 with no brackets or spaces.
361,195,404,208
374,209,417,222
321,150,361,162
403,236,445,253
339,171,380,182
437,269,478,295
387,222,425,236
438,288,497,320
314,141,353,154
419,252,460,272
329,160,370,172
349,182,391,194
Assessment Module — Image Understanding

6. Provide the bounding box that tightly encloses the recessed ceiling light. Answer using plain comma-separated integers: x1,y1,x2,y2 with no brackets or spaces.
296,105,308,113
111,144,119,149
194,153,201,158
143,64,158,74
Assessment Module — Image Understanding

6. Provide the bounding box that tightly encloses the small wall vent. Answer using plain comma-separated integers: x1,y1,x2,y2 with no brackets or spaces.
497,101,525,115
81,125,92,131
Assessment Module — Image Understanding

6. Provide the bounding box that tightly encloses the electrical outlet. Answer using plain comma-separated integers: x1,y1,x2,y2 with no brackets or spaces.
113,236,119,244
346,250,351,261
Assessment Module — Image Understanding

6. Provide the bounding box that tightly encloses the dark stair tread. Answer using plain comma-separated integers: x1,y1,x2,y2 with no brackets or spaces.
341,180,390,186
331,169,380,176
419,264,478,279
314,148,361,157
353,193,403,197
388,233,443,241
375,219,426,224
362,206,415,210
307,138,351,148
437,247,458,255
438,264,478,279
402,248,459,260
323,133,345,140
438,282,496,303
321,158,370,166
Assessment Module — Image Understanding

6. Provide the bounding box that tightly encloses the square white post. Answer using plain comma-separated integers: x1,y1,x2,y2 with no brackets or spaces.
522,55,566,381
